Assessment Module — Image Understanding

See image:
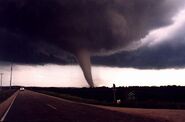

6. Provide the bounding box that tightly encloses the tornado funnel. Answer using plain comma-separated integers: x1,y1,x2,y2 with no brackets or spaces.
75,49,94,87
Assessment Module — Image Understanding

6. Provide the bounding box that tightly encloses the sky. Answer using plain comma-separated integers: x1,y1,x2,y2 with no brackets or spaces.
0,0,185,87
1,65,185,87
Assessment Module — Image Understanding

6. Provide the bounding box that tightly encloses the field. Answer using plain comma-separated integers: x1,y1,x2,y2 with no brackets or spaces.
29,86,185,109
0,88,17,104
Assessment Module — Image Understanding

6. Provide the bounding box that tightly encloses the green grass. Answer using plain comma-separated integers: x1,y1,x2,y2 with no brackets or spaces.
36,90,113,106
0,89,17,104
34,90,185,109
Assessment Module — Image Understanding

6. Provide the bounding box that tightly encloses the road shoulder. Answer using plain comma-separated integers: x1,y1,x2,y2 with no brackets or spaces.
0,91,19,121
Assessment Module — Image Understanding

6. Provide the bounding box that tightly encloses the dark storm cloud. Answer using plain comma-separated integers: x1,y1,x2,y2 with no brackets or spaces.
0,28,75,64
0,0,184,87
0,0,184,86
92,27,185,69
92,43,185,69
0,0,184,64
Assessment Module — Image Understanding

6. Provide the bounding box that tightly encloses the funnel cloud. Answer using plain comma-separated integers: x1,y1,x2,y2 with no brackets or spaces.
0,0,184,86
75,49,94,87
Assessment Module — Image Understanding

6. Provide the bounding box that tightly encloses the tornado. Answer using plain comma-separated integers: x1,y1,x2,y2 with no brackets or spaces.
75,49,94,87
0,0,184,87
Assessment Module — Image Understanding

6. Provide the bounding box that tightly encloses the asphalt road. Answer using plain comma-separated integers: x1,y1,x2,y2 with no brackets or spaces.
4,90,164,122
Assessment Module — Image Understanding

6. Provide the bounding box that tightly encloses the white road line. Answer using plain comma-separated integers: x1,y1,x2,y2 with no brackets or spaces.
31,90,98,108
46,104,57,110
0,92,18,122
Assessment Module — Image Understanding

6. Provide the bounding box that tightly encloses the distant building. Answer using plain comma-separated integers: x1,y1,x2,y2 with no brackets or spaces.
127,91,136,101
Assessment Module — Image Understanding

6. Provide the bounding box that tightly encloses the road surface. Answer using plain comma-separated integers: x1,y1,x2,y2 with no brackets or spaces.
4,90,165,122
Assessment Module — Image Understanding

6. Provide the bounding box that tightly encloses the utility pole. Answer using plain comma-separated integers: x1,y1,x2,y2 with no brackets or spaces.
0,73,3,91
10,63,13,89
113,83,116,103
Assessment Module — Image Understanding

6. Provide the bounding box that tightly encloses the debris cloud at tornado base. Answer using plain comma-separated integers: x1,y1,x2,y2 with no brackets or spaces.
0,0,184,87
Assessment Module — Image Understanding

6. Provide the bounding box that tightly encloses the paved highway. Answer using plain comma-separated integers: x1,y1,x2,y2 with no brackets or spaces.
4,90,163,122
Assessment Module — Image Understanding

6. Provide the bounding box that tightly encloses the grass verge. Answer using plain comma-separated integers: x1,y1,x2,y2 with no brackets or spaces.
34,90,113,106
0,89,17,104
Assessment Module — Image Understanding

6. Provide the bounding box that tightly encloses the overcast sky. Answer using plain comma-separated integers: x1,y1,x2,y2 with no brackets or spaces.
0,0,185,87
1,65,185,87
